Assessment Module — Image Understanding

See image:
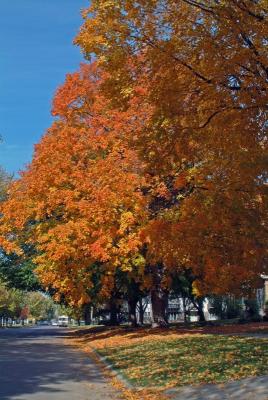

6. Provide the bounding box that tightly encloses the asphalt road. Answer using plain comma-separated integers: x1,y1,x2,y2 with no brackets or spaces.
0,327,121,400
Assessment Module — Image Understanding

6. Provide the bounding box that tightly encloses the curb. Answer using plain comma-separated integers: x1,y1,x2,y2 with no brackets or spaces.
91,348,135,390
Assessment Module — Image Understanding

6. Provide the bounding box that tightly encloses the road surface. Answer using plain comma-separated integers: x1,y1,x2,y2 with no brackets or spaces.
0,327,121,400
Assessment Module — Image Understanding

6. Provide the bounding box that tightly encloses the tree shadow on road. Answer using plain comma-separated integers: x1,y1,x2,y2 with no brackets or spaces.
0,328,112,400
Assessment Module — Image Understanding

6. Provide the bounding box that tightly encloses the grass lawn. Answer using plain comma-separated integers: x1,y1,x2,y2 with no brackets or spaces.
97,335,268,388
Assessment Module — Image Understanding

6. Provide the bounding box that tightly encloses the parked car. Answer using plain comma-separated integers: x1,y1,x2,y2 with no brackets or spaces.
37,320,50,326
51,319,58,326
58,315,69,327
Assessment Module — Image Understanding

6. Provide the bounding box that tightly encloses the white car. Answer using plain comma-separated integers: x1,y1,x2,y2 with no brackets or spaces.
58,316,69,327
51,320,58,326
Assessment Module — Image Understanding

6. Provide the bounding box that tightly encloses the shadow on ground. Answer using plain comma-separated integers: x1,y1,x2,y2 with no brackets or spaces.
68,321,268,347
0,327,113,400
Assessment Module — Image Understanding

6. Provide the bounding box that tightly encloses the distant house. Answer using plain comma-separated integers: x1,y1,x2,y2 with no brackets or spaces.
259,275,268,316
137,296,217,324
136,276,268,324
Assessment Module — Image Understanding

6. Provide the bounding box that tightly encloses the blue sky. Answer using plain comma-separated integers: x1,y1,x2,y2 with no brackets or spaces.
0,0,89,176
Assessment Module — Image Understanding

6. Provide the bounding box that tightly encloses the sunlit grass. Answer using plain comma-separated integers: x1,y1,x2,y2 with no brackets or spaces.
98,335,268,388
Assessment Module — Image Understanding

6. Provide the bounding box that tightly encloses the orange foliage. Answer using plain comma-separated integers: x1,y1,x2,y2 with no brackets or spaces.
0,1,267,305
0,64,148,305
75,0,268,295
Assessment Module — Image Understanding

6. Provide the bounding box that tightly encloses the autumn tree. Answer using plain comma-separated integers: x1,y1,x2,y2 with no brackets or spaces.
1,1,267,326
76,0,268,299
0,167,41,292
0,64,148,317
0,167,11,201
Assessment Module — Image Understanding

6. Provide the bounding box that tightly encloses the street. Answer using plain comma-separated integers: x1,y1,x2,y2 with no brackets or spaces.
0,327,121,400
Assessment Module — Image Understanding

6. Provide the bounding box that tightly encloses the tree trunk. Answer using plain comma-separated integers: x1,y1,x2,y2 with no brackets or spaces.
182,297,188,323
138,299,144,325
150,264,169,327
195,299,206,322
197,307,206,322
109,300,119,325
151,288,169,327
128,299,138,327
84,304,92,325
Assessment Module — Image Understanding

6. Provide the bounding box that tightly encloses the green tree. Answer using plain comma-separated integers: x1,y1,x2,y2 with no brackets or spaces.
26,292,55,321
0,251,40,291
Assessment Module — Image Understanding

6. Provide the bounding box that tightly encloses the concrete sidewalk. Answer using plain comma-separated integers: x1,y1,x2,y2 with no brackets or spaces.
166,375,268,400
